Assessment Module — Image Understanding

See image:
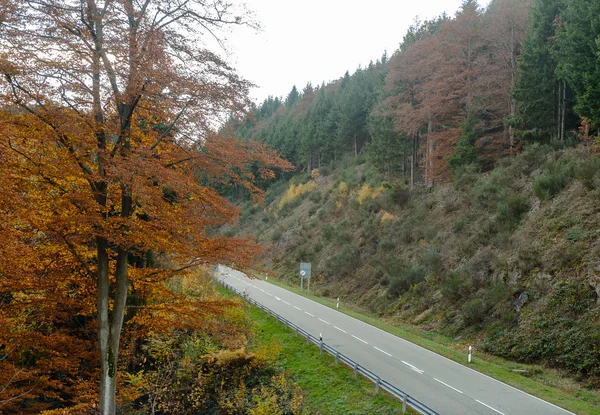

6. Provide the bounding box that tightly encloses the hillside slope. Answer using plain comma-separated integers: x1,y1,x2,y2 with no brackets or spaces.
230,144,600,386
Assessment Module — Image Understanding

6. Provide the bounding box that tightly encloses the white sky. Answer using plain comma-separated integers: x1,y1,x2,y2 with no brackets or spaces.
224,0,492,104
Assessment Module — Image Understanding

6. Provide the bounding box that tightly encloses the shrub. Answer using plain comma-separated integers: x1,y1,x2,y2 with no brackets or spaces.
533,159,575,201
388,184,410,206
441,270,469,301
474,182,504,209
495,193,531,231
462,298,487,326
308,190,321,203
357,184,375,205
575,157,600,190
387,266,426,297
321,225,335,242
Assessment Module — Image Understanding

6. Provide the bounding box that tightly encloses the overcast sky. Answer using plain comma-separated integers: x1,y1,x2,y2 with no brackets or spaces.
223,0,492,104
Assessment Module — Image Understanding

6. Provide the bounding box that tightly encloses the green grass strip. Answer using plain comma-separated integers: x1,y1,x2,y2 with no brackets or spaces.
247,303,416,415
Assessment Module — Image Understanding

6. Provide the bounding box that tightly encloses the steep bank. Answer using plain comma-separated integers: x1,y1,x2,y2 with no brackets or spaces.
229,144,600,385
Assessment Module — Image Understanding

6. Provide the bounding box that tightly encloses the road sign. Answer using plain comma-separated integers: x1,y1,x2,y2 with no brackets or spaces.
300,262,311,292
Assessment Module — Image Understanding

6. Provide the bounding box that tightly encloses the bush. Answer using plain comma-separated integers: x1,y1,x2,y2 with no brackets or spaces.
387,266,426,297
575,157,600,190
533,159,575,201
474,182,504,209
462,298,487,326
496,193,531,231
388,184,410,206
441,270,469,301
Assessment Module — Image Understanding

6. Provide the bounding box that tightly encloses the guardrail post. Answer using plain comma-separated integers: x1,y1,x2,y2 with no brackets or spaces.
306,334,309,344
335,352,339,365
353,363,357,379
402,394,407,413
375,377,380,393
319,341,323,355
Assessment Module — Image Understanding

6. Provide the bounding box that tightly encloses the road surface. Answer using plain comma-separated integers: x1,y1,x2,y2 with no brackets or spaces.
217,265,575,415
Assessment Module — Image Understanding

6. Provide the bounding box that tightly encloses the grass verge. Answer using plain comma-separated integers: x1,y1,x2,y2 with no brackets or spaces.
246,302,415,414
257,274,600,415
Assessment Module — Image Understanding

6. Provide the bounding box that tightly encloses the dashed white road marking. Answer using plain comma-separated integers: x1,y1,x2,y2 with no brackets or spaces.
266,292,273,296
293,306,302,311
282,300,290,305
352,335,368,344
476,400,506,415
373,346,392,357
334,326,347,333
318,318,330,325
402,361,424,374
259,288,265,292
434,378,463,394
304,311,314,317
275,296,281,300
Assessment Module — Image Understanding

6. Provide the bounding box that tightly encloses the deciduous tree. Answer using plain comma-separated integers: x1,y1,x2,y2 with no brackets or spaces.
0,1,291,413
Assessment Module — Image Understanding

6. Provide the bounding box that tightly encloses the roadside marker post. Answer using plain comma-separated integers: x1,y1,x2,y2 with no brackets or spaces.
468,346,472,363
336,297,339,309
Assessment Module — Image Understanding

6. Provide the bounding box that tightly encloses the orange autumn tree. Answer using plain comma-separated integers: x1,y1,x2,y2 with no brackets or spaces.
0,1,291,414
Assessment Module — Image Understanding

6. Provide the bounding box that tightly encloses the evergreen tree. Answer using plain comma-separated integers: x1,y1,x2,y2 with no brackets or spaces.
515,0,568,140
285,85,300,108
553,0,600,128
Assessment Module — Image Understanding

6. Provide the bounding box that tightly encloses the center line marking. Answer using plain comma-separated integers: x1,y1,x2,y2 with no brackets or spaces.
293,306,302,311
266,292,272,296
352,335,368,344
401,361,424,374
259,288,264,292
334,326,347,333
282,300,290,305
475,400,505,415
318,318,330,325
373,346,392,357
304,311,314,317
275,296,281,300
434,378,463,394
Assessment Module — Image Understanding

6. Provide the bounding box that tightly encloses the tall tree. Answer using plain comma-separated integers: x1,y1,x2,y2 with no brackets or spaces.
0,1,290,413
482,0,531,150
553,0,600,129
515,0,569,140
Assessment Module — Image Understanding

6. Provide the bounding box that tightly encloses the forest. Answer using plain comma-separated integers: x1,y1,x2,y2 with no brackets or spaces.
1,0,600,413
230,0,598,186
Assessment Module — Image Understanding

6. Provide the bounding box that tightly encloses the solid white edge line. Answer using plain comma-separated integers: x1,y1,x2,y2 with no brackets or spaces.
318,318,330,325
373,346,392,357
476,400,506,415
433,378,463,394
352,335,368,344
334,326,347,333
304,311,314,317
222,267,575,415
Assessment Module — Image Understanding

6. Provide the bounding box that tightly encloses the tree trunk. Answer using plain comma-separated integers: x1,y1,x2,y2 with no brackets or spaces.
560,80,567,141
97,238,116,415
410,133,415,190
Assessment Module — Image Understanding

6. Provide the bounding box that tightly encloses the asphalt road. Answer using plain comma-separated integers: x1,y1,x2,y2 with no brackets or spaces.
217,265,575,415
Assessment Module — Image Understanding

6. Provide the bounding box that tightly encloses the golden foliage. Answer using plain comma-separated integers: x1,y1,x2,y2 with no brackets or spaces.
278,181,317,209
338,181,349,197
380,211,396,222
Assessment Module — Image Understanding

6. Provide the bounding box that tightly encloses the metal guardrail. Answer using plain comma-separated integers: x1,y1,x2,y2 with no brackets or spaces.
217,278,439,415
